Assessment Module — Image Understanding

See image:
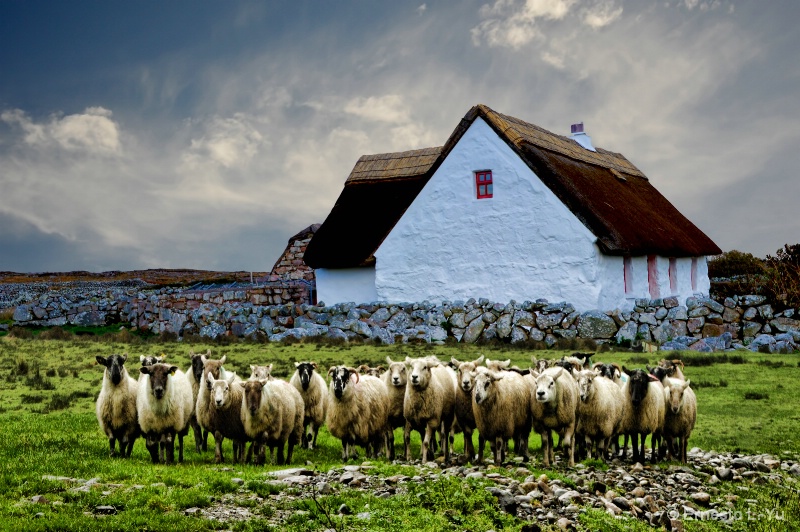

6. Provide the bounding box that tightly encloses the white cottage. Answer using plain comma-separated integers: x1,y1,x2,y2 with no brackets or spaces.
304,105,721,311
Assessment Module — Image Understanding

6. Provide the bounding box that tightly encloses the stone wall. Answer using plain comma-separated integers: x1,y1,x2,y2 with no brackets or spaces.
267,224,319,284
9,289,799,352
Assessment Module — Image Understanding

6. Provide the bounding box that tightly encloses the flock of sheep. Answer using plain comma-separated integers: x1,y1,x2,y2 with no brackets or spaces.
94,350,697,467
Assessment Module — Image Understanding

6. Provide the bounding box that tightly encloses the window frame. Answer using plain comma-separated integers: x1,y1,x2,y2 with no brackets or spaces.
475,170,493,199
623,255,633,294
647,255,660,299
668,257,677,293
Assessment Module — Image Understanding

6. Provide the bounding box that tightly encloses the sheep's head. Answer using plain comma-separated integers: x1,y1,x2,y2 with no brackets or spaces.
202,356,226,387
251,364,274,381
647,365,670,383
243,379,266,415
593,362,620,381
666,379,691,414
405,357,436,389
358,364,384,378
623,367,651,406
531,357,550,374
141,363,178,400
328,366,359,400
473,370,502,405
535,368,564,403
190,350,209,383
293,362,316,389
455,357,484,393
576,370,595,402
139,354,164,367
209,373,235,408
385,358,407,388
97,353,128,385
485,358,510,372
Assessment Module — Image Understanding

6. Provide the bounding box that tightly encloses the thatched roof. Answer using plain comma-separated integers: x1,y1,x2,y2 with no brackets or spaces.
304,104,720,269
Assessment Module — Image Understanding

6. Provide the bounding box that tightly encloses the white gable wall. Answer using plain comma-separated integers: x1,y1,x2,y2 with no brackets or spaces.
374,117,608,311
315,267,377,306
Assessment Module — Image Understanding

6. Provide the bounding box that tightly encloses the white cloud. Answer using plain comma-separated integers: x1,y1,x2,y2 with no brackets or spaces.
1,106,121,154
417,4,427,15
582,1,623,28
344,95,411,124
182,113,264,169
471,0,578,49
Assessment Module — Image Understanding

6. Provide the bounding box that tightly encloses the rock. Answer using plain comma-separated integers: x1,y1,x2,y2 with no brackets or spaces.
94,505,117,515
31,495,49,504
462,318,486,343
486,487,517,514
337,503,352,515
612,497,631,511
690,492,711,506
788,464,800,477
715,467,733,481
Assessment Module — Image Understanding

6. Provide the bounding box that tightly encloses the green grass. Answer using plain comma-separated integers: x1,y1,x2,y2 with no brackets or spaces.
0,335,799,530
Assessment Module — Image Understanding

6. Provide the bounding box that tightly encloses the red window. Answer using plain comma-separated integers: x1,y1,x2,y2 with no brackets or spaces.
669,258,677,293
691,257,698,291
475,170,493,199
647,255,660,299
623,255,633,294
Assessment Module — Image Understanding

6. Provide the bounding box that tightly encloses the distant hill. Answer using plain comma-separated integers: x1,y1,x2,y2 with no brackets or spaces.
0,269,270,287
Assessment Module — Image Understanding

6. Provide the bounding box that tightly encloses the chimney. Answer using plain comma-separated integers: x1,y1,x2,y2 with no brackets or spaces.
570,122,596,152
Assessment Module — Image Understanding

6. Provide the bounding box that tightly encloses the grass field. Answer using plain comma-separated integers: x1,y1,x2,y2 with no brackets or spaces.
0,335,799,531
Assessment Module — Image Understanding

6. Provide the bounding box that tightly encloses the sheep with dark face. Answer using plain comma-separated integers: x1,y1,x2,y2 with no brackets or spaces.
139,354,164,367
662,377,696,463
658,359,686,380
451,355,484,460
326,366,389,461
289,361,327,449
95,353,140,457
619,367,666,464
593,362,622,384
185,350,210,452
242,377,304,465
403,357,457,463
137,363,193,464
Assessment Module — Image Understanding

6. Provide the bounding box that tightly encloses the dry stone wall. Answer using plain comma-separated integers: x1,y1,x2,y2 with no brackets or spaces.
8,288,799,352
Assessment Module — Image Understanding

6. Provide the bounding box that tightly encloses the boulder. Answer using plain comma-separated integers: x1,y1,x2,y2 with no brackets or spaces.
576,311,618,339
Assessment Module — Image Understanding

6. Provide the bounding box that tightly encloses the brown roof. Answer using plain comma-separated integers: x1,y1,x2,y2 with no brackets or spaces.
304,104,720,269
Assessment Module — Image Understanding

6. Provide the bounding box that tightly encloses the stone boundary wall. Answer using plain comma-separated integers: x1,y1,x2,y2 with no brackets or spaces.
9,289,800,352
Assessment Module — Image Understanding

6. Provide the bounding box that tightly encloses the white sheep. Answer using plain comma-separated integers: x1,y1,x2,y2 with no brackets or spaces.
326,366,389,461
206,373,250,463
249,364,273,380
289,361,328,449
195,354,238,452
619,367,667,464
532,366,579,467
383,357,409,460
451,355,484,460
403,356,457,463
137,363,194,464
472,368,532,464
575,369,625,461
241,377,304,465
662,377,696,463
95,353,140,457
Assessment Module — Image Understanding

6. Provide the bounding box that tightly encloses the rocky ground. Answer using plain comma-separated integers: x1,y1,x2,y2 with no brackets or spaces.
32,448,800,531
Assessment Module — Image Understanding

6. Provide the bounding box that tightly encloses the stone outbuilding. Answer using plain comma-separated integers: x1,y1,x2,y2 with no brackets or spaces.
268,223,320,284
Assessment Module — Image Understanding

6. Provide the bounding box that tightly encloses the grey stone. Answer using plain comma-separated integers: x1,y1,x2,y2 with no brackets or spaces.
536,312,565,330
742,295,767,306
576,310,618,339
615,321,638,344
462,318,486,343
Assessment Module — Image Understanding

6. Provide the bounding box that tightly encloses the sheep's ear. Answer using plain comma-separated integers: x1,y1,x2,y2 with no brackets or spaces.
472,355,484,365
623,366,632,376
294,361,300,368
121,353,128,362
311,362,318,370
201,354,208,363
205,349,212,355
552,367,564,379
140,366,150,375
139,355,146,363
426,359,439,369
386,356,393,365
226,373,235,384
220,355,227,364
96,356,107,366
450,357,460,366
169,366,179,376
207,372,215,385
267,364,273,372
250,364,256,372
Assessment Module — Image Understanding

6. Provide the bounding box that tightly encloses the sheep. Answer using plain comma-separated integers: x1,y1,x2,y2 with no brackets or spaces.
532,366,579,467
658,359,686,381
662,378,696,463
137,363,194,464
619,367,666,464
326,366,389,461
249,364,273,380
206,373,250,463
139,354,164,367
289,361,328,449
241,377,304,465
195,354,239,452
358,364,385,377
472,368,532,464
592,362,622,384
485,358,511,372
451,355,484,460
403,356,457,463
574,369,625,461
95,353,140,457
383,357,409,460
185,349,210,452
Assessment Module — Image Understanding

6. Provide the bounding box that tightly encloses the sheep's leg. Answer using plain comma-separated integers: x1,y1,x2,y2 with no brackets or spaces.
441,420,452,463
476,434,485,465
650,432,660,464
387,427,396,460
403,422,412,461
563,425,575,467
164,432,176,464
190,417,202,453
463,426,475,461
681,436,688,464
177,432,185,463
286,438,295,465
214,431,225,464
276,442,286,465
145,434,159,463
421,426,432,462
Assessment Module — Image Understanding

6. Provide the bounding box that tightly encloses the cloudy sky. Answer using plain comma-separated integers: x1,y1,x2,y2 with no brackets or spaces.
1,1,798,273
